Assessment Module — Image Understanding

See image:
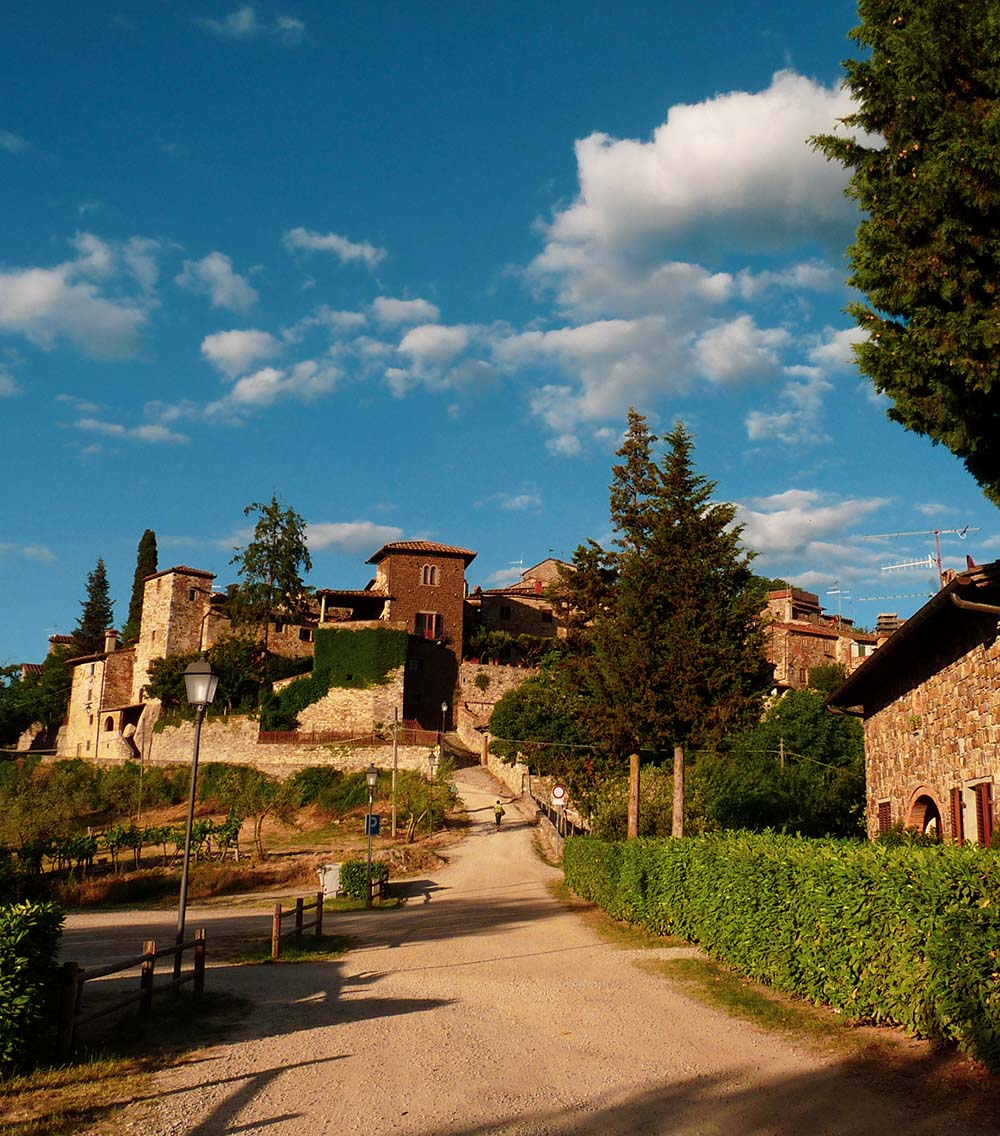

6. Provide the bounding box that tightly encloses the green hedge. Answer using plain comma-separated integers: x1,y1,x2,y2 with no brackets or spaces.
564,832,1000,1069
0,900,64,1073
339,858,390,900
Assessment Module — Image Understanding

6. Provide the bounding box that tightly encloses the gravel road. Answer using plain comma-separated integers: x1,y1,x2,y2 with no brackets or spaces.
62,767,989,1136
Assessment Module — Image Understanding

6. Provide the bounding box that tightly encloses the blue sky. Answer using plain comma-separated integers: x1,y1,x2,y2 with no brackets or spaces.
3,2,997,667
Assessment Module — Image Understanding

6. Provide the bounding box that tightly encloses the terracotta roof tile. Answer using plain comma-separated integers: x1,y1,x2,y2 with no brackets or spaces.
366,541,477,565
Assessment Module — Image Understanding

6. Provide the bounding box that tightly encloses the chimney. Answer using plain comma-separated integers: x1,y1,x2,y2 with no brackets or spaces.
104,629,119,654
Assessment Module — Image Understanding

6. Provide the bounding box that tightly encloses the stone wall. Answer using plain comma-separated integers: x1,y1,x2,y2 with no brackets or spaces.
864,614,1000,840
143,714,435,776
295,667,404,735
455,661,532,753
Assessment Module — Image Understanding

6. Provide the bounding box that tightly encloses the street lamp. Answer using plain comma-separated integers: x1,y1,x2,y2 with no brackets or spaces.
427,750,438,782
365,763,378,910
175,654,218,978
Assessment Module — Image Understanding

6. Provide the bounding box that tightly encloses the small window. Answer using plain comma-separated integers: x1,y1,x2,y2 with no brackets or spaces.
104,716,114,732
499,605,511,621
274,621,285,634
89,663,95,677
974,782,994,846
188,588,196,602
415,612,443,639
877,800,891,835
422,565,440,586
151,629,157,642
299,627,313,642
951,787,964,845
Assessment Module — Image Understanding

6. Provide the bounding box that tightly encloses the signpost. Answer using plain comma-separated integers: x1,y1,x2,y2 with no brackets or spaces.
551,783,567,838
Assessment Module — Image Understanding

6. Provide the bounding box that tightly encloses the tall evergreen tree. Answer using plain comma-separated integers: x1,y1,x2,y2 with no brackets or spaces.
813,0,1000,505
73,558,114,656
230,495,313,652
122,529,157,644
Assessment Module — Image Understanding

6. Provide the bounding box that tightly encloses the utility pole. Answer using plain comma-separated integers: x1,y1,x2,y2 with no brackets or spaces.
391,708,399,838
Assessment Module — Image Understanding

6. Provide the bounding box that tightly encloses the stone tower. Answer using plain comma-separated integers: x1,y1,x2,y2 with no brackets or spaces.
131,566,215,703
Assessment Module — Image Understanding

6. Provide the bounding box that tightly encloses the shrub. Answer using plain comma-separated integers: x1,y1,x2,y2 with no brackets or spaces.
339,857,389,900
564,831,1000,1070
0,900,63,1073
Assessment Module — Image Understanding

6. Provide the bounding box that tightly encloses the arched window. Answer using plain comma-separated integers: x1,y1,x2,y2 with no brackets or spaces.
421,565,440,586
104,716,115,732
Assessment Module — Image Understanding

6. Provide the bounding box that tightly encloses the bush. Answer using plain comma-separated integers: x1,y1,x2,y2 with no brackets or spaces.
564,831,1000,1070
0,900,63,1073
339,857,389,900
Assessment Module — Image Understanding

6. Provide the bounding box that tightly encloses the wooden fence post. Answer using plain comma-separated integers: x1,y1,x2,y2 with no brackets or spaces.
271,903,282,961
294,897,304,940
57,961,80,1056
140,940,155,1013
315,891,324,939
194,929,206,993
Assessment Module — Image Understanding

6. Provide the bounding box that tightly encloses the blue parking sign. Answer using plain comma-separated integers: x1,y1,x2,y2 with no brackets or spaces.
365,814,381,835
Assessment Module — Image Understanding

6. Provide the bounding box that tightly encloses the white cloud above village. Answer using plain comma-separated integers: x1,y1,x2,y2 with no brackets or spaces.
201,329,282,377
306,521,405,554
199,6,306,45
75,417,189,444
0,367,20,396
372,297,440,326
175,252,257,312
0,130,29,153
735,490,890,562
0,541,55,563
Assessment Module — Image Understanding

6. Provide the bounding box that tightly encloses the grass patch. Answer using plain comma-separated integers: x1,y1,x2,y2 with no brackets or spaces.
0,990,250,1136
224,932,355,965
642,956,853,1049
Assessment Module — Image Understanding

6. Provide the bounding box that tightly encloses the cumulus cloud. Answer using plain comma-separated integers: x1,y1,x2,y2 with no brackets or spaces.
745,369,833,446
398,324,469,366
372,296,440,326
206,359,341,416
282,227,385,268
201,328,281,377
175,252,257,312
75,417,188,444
307,521,404,554
0,367,20,396
0,542,55,563
736,489,889,559
693,315,789,385
500,493,542,511
807,324,868,369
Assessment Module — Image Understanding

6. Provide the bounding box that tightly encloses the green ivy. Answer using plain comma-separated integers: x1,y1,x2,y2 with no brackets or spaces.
564,831,1000,1070
262,628,408,730
0,900,63,1073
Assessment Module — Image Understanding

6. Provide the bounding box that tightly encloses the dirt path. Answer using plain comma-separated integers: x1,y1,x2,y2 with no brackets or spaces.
65,768,989,1135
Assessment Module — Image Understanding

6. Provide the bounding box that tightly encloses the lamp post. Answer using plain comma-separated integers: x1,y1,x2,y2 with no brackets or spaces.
427,750,438,782
175,654,218,979
439,700,448,772
365,763,378,910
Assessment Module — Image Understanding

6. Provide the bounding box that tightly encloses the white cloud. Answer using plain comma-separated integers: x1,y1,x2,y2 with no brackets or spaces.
0,130,29,153
122,237,160,293
0,368,20,396
199,6,303,43
736,490,889,559
372,296,440,326
500,493,542,511
175,251,257,312
736,260,843,300
307,521,404,554
0,542,55,563
206,359,341,416
693,315,789,385
276,16,306,45
487,567,526,586
75,417,188,444
282,228,385,268
398,324,469,366
916,503,951,518
201,329,281,377
807,324,868,369
745,369,833,445
0,255,145,358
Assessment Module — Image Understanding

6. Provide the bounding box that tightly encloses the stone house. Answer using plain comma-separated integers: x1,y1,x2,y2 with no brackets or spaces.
57,541,477,762
827,561,1000,843
467,558,568,663
764,587,878,691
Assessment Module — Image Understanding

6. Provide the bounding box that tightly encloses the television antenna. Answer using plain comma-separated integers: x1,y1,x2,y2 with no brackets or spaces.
860,527,980,587
825,580,851,623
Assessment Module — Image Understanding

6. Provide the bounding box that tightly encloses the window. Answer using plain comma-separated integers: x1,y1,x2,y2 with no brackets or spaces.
421,565,440,586
951,787,964,845
274,621,285,634
541,609,553,623
974,781,994,847
415,612,443,639
188,588,196,602
299,627,313,642
104,716,114,732
877,800,891,835
499,605,511,621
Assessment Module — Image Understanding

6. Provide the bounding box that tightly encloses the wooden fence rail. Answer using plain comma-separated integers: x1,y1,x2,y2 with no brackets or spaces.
271,892,325,960
58,930,206,1055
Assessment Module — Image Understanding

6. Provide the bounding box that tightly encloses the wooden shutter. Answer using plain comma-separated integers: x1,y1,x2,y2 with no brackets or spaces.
974,782,994,847
877,800,891,835
951,787,964,845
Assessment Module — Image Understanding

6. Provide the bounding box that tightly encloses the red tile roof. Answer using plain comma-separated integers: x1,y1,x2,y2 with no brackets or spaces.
366,541,477,566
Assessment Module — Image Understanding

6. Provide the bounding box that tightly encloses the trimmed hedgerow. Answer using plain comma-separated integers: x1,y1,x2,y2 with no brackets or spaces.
340,858,390,900
0,900,63,1073
261,628,409,730
564,832,1000,1069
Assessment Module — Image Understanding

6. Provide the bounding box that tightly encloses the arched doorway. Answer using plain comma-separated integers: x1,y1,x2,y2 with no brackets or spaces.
907,793,942,838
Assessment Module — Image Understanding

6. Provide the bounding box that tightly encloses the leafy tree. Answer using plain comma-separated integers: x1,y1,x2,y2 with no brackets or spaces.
695,686,865,838
813,0,1000,505
72,558,114,656
0,666,32,747
15,648,73,738
122,529,157,644
209,765,296,858
229,495,313,650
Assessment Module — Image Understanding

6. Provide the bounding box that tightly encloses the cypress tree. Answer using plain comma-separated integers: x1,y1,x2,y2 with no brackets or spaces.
813,0,1000,504
73,558,114,656
122,529,157,644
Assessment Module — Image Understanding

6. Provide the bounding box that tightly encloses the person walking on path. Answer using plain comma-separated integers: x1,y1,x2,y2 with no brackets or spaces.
494,799,506,826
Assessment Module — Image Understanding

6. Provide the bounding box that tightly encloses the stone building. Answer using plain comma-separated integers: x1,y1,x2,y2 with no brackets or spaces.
764,587,878,691
827,561,1000,843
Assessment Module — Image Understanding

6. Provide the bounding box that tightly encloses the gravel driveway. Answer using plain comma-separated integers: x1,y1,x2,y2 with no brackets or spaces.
62,767,988,1135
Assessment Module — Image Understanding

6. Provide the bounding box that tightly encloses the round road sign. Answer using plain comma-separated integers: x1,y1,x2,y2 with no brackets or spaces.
551,783,567,807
